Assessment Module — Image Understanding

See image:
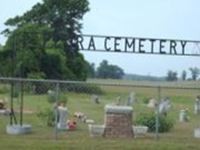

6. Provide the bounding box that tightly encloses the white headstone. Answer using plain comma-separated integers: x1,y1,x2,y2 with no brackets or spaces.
147,98,157,108
179,109,189,122
57,106,68,130
158,98,171,116
132,126,148,137
127,92,135,106
88,124,105,137
6,124,32,135
194,128,200,138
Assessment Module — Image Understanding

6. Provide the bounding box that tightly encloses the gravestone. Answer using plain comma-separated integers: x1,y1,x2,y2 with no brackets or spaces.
126,92,135,106
6,124,32,135
103,105,134,138
57,105,68,130
158,97,171,116
147,98,158,108
132,126,148,137
179,109,189,122
194,96,200,114
91,95,100,104
194,128,200,138
88,124,105,137
116,96,122,105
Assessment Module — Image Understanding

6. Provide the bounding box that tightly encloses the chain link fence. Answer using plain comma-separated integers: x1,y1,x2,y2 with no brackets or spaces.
0,77,200,140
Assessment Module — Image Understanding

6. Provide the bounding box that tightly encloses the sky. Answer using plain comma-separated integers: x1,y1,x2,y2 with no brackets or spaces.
0,0,200,77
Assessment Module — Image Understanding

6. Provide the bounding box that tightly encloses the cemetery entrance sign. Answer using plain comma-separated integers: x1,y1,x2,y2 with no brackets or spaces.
76,34,200,56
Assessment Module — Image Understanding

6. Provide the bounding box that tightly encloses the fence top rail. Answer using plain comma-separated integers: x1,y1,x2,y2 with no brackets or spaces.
0,77,199,90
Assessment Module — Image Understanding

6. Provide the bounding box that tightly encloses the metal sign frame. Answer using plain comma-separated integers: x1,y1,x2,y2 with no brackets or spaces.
76,34,200,57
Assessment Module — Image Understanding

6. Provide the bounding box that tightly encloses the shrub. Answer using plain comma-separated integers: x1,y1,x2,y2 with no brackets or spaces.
37,108,55,127
0,85,9,94
47,90,68,104
135,112,174,133
37,91,68,127
142,97,150,104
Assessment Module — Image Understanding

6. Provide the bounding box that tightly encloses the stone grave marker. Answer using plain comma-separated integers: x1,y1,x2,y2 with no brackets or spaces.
158,97,171,116
147,98,158,108
194,96,200,114
91,94,100,104
194,128,200,138
57,105,68,130
103,105,134,138
126,92,135,106
179,109,189,122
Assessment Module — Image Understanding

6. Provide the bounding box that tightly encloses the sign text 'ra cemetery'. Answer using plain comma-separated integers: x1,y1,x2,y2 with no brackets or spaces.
76,35,200,56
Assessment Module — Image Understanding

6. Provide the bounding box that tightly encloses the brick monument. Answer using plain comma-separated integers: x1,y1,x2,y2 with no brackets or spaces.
103,105,134,138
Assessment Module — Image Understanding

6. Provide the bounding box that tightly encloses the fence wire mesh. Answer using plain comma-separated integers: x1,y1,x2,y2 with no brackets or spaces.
0,77,200,140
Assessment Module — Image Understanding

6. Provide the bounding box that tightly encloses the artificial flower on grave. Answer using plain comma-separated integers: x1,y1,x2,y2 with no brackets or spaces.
67,119,77,130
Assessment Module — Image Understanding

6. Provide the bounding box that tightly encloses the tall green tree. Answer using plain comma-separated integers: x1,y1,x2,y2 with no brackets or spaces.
166,70,178,81
96,60,124,79
2,0,89,80
86,62,96,78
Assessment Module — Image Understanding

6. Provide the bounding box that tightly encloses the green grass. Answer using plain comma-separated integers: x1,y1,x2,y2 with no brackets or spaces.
0,80,200,150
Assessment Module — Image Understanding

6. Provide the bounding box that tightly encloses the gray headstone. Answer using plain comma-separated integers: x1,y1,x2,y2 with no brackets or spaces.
116,96,122,105
57,106,68,130
92,95,100,104
126,92,135,106
158,97,171,116
194,128,200,138
179,109,189,122
194,96,200,114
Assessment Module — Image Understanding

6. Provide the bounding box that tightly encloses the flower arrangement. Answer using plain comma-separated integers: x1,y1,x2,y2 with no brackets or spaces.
67,120,77,130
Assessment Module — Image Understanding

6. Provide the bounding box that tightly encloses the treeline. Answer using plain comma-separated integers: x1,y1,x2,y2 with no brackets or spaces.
166,67,200,81
87,59,200,81
87,60,125,79
123,68,200,82
123,74,165,81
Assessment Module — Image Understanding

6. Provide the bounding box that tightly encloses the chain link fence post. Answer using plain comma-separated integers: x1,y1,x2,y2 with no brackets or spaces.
20,80,24,126
155,86,161,140
54,82,60,140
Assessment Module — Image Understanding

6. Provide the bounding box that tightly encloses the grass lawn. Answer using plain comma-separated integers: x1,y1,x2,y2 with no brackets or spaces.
0,79,200,150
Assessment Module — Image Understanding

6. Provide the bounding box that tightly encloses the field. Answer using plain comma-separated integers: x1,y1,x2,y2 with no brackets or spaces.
0,79,200,150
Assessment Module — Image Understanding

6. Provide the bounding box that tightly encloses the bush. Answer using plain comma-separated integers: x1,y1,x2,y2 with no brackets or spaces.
37,91,68,127
142,97,150,104
37,108,55,127
47,90,68,104
0,85,9,94
135,112,174,133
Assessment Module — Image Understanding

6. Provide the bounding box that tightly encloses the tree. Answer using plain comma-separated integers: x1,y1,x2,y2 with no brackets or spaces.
96,60,124,79
181,70,187,81
86,62,95,78
2,0,90,80
166,70,178,81
189,67,200,80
